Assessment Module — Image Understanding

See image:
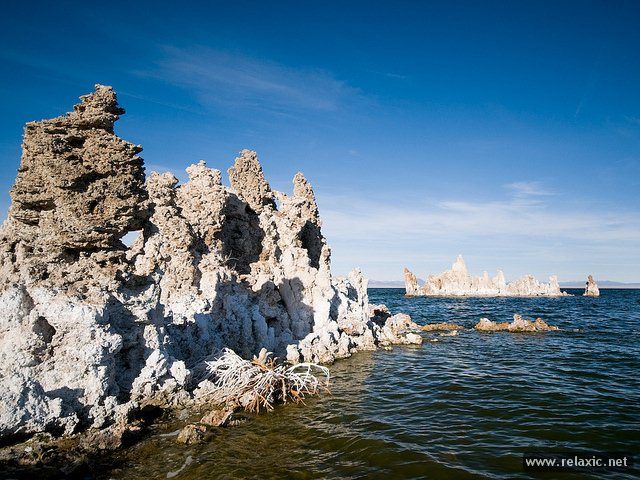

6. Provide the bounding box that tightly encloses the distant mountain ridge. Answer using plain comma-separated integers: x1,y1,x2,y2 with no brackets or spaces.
559,280,640,289
369,279,640,289
368,280,407,288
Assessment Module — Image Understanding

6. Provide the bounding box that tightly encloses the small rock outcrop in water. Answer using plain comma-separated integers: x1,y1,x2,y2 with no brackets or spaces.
0,85,420,441
474,315,559,332
421,322,463,331
368,304,422,346
584,275,600,297
404,255,567,297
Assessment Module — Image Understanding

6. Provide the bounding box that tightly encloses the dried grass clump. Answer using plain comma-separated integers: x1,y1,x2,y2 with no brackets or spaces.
205,348,330,412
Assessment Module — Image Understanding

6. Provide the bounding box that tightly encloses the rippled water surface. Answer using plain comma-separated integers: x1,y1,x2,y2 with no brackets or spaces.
104,289,640,479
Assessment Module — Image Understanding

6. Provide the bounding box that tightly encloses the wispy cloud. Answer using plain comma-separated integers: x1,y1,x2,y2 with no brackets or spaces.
317,181,640,279
505,181,554,198
321,192,640,243
369,70,408,80
137,46,361,115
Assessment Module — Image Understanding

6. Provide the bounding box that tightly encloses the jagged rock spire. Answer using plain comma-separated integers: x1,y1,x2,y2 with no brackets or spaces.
4,84,148,252
293,172,320,223
584,274,600,297
452,254,468,274
70,84,126,132
403,267,420,296
227,149,275,212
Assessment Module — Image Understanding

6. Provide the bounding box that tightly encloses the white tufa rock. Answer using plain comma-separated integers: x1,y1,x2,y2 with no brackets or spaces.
583,275,600,297
474,314,559,332
404,255,568,297
0,85,419,440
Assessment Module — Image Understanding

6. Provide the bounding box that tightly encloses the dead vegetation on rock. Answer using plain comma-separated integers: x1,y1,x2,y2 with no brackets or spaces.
202,348,330,413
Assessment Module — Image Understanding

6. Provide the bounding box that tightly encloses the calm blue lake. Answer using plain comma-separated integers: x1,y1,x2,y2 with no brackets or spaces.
104,288,640,479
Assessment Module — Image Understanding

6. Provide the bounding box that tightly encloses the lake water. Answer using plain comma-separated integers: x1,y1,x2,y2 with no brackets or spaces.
102,288,640,479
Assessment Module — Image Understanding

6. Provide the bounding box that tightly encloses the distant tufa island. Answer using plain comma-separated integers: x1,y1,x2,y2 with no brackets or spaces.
584,275,600,297
371,277,635,291
0,85,422,447
404,255,570,297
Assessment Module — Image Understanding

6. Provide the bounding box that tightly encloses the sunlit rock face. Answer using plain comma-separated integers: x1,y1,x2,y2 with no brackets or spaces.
0,85,414,440
583,275,600,297
474,314,559,332
403,268,420,296
5,85,148,249
404,255,568,297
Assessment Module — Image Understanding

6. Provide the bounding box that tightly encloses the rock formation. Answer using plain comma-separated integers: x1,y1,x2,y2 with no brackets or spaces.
584,275,600,297
376,313,423,346
403,268,421,296
474,314,559,332
420,322,463,331
404,255,567,297
0,85,420,442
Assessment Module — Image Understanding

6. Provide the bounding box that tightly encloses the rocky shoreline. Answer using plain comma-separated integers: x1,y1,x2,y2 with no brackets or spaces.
0,86,599,476
0,85,422,468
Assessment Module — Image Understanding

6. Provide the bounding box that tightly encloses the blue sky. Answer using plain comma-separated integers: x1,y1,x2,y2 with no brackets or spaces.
1,0,639,281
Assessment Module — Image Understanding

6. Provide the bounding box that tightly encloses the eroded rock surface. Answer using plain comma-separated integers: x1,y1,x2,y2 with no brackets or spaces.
584,275,600,297
176,424,209,445
421,322,463,332
377,313,423,346
403,268,420,296
0,85,418,442
405,255,568,297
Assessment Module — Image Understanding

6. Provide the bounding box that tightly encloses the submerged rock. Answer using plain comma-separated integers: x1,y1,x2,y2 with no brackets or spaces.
0,85,419,443
81,420,143,451
584,275,600,297
474,318,510,331
405,255,568,297
475,314,559,332
200,408,234,427
421,322,463,331
176,424,209,445
439,330,458,337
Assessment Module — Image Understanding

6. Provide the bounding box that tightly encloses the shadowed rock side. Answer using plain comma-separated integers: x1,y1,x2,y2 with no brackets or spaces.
0,85,419,442
584,275,600,297
404,255,568,297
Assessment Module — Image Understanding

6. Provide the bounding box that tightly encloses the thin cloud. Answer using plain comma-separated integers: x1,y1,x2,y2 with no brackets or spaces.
369,70,408,80
318,187,640,280
317,188,640,246
505,181,554,198
137,46,361,114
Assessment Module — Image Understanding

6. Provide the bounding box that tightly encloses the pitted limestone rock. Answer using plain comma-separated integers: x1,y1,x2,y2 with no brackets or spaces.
5,84,147,252
0,85,418,442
